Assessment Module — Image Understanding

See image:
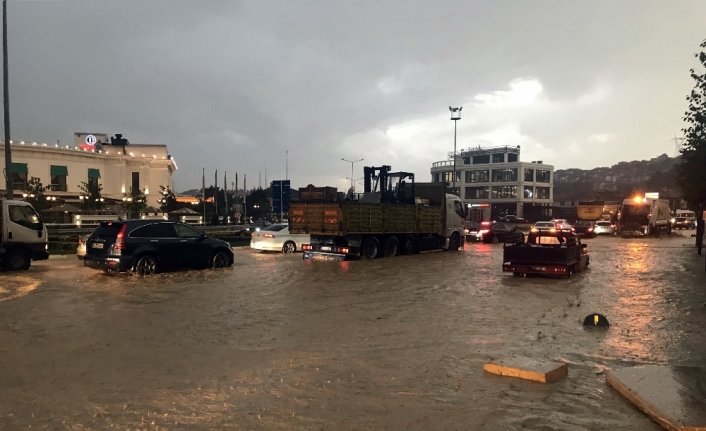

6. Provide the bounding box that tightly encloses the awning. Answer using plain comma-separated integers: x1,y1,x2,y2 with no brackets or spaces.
88,168,101,179
50,165,68,176
11,163,27,174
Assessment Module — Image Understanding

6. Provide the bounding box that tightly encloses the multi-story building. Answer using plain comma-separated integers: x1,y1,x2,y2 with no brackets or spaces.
0,133,177,208
430,146,553,220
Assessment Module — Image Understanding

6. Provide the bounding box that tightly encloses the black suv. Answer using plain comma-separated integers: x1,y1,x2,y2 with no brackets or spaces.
84,220,234,275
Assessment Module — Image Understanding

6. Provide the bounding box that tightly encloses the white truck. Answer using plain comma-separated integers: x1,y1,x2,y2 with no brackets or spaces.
617,197,671,236
0,199,49,270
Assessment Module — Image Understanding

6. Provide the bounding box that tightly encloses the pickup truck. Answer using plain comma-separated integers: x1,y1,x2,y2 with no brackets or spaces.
502,228,589,277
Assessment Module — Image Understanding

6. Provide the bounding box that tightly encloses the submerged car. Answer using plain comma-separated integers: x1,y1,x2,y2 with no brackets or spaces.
468,221,524,244
250,224,311,253
572,220,596,238
84,220,233,275
593,220,616,235
671,217,695,230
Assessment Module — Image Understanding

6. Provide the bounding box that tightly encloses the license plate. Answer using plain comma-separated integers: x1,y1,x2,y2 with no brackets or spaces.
320,246,332,251
92,243,104,249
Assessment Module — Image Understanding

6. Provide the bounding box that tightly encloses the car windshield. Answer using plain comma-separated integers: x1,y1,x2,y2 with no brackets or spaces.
263,224,286,232
535,222,554,227
92,223,124,238
596,221,612,226
574,221,592,226
676,217,686,221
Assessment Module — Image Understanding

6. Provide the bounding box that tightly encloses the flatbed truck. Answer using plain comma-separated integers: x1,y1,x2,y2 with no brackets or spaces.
289,165,466,260
502,228,589,277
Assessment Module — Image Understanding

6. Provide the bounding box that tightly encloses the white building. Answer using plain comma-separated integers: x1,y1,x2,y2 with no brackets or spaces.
0,133,177,208
430,146,554,220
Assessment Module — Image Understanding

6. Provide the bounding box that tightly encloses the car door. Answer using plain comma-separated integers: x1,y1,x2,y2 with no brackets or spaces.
494,223,509,241
174,223,211,268
132,223,180,270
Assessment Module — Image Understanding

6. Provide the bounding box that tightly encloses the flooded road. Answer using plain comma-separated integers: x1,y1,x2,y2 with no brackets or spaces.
1,236,705,430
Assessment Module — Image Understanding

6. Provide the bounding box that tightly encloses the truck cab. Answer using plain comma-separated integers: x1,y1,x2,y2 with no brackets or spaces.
0,200,49,270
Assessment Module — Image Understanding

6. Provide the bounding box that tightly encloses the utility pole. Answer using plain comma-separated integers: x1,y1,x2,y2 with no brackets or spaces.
342,158,363,188
3,0,12,198
244,174,247,224
286,151,288,181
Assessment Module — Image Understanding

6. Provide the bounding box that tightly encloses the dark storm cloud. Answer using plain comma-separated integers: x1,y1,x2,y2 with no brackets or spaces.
4,0,706,190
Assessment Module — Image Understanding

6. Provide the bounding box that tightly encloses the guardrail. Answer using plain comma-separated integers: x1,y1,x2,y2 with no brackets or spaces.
47,224,250,236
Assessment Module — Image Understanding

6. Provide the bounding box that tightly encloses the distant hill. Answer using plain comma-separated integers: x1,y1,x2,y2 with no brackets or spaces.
554,154,680,201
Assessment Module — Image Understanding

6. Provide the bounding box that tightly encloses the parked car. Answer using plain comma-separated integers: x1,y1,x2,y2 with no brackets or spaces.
250,224,311,253
468,221,524,244
245,220,273,233
593,220,616,235
83,220,234,275
671,217,695,230
464,221,481,242
499,215,526,223
76,234,89,260
551,219,573,230
533,221,559,231
573,220,597,238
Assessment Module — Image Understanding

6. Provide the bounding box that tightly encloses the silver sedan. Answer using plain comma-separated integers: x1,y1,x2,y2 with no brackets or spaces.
594,220,615,235
250,224,311,253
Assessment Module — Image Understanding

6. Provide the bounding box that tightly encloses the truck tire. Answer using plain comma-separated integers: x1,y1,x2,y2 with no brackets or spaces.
2,249,31,271
383,236,400,258
402,235,418,255
362,237,380,260
448,233,460,251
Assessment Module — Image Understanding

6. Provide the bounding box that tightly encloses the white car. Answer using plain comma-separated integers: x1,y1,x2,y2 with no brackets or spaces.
551,219,572,230
594,220,616,235
250,224,310,253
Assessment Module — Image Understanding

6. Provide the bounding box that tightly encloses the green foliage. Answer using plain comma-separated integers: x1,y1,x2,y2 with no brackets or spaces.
24,177,48,211
78,180,103,211
158,185,177,213
123,187,147,217
246,188,271,221
676,39,706,208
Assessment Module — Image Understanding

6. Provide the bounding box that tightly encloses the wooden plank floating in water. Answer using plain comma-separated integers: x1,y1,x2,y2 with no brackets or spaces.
483,358,568,383
607,366,706,431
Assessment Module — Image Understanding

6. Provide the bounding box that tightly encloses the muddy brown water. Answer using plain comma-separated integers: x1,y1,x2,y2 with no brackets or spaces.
0,236,705,430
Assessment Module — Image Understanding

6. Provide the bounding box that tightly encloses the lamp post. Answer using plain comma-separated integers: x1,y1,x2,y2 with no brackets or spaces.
3,0,12,198
342,158,363,189
449,106,462,196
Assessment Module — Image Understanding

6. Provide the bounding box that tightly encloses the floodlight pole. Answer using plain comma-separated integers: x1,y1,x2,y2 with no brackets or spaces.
449,106,462,196
3,0,12,198
342,158,363,188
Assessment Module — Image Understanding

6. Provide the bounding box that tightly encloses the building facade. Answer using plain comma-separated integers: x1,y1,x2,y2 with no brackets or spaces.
430,146,554,220
1,134,177,208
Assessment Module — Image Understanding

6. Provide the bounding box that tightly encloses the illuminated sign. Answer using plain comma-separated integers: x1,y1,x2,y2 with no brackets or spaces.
80,134,97,151
467,203,490,208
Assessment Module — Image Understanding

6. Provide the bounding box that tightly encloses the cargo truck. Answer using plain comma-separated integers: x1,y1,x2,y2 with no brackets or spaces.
617,196,671,236
0,199,49,270
289,165,466,260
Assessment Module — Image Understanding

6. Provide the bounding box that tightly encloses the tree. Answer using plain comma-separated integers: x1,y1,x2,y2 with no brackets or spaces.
123,187,147,218
246,188,271,221
158,185,177,213
24,177,48,211
78,180,103,211
676,38,706,255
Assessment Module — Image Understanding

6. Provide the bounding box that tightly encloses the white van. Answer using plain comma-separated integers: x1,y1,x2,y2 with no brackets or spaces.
0,200,49,270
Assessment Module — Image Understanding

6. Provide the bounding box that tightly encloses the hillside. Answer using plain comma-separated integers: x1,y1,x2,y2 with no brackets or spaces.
554,154,680,201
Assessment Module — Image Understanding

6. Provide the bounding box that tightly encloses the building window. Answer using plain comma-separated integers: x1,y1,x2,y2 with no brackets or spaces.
442,171,459,183
491,168,518,182
132,172,140,192
524,186,534,198
87,168,100,188
536,187,550,199
524,168,534,182
465,169,489,183
50,165,68,192
465,186,490,199
536,170,551,183
432,173,440,183
508,153,518,162
491,186,517,199
463,157,470,165
11,163,28,191
472,155,490,164
492,153,505,163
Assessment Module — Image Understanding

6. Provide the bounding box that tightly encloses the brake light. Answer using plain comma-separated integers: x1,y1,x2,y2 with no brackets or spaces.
302,244,313,251
464,229,470,234
481,222,491,226
340,247,349,254
78,237,83,245
114,224,127,253
480,229,490,234
263,234,275,238
531,228,539,232
588,228,593,231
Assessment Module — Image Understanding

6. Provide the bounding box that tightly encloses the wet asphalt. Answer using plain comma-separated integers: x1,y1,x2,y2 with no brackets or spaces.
0,235,705,430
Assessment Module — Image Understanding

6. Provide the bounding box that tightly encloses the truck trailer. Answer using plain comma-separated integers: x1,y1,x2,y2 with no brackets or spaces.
617,196,671,236
289,165,466,260
0,199,49,270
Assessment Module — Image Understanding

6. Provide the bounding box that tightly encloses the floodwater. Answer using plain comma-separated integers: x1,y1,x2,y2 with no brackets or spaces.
1,236,705,430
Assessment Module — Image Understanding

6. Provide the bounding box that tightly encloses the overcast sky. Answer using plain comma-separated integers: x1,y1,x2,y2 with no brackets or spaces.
4,0,706,192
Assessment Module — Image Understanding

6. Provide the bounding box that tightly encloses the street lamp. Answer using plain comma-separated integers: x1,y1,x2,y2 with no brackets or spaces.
449,106,462,196
342,158,364,189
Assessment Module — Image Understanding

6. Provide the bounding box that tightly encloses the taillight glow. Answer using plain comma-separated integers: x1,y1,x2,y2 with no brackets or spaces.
263,234,275,238
115,224,127,253
531,228,539,232
479,229,490,234
302,244,313,251
340,247,349,254
78,237,83,244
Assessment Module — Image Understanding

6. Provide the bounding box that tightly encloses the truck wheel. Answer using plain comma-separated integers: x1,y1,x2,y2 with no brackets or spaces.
362,237,380,260
402,235,418,255
448,233,460,251
2,250,31,271
383,237,400,258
